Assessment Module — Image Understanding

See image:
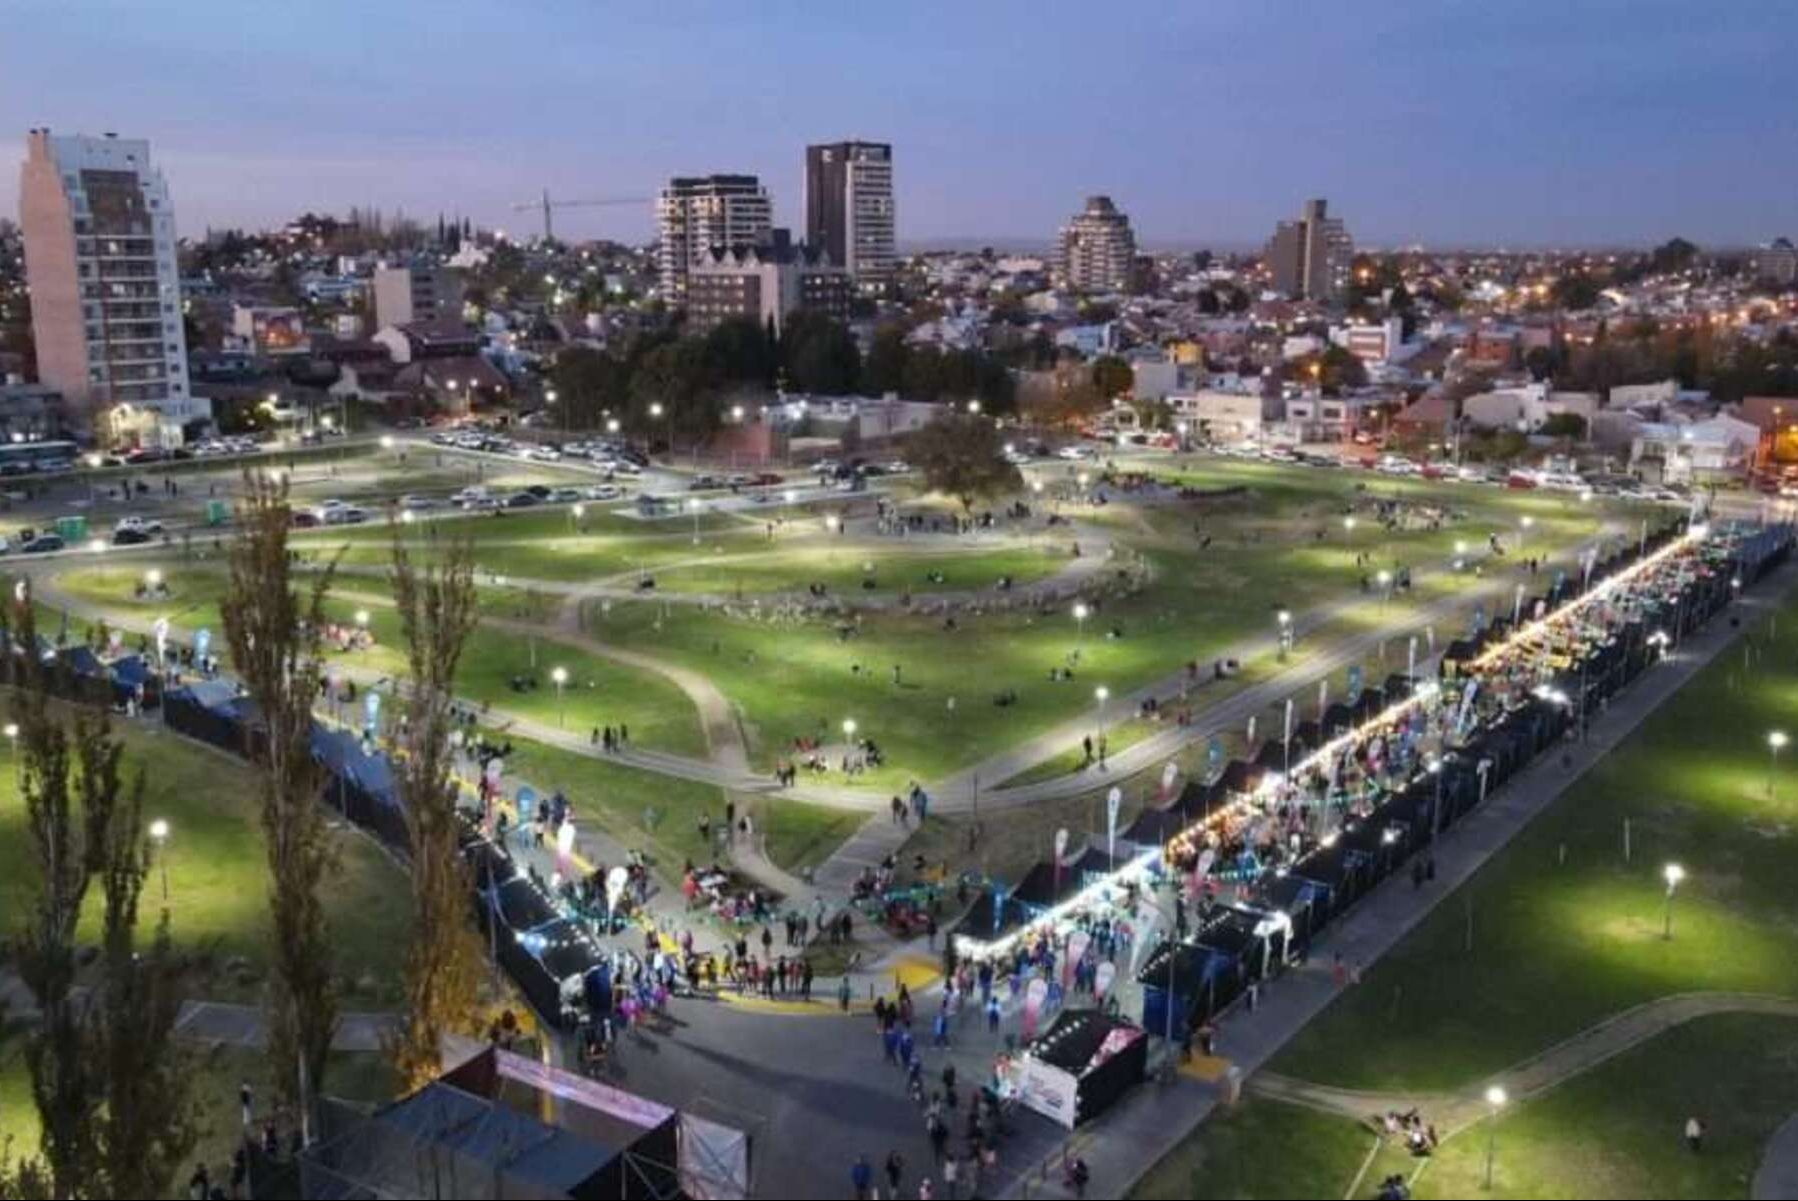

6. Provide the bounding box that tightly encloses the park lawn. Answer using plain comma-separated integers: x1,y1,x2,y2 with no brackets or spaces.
1268,594,1798,1094
1130,1093,1379,1200
322,524,773,583
999,714,1164,789
1135,1013,1798,1200
494,737,861,876
0,706,411,1008
648,543,1071,597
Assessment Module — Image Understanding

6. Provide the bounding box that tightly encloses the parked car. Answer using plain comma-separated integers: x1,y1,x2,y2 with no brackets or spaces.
21,534,65,553
398,494,438,510
111,527,155,546
581,484,621,501
290,510,321,528
503,492,541,508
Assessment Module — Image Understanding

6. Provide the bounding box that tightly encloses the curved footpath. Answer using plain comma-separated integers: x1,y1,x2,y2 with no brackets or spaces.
1756,1114,1798,1201
1252,992,1798,1136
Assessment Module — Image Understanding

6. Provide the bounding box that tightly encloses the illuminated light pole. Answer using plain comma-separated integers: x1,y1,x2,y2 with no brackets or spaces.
1343,514,1356,545
1483,1085,1508,1188
1073,601,1090,647
1094,685,1110,740
570,502,586,534
4,721,18,784
1662,862,1686,939
967,399,982,416
1771,731,1789,798
380,434,395,461
1376,569,1393,610
1519,514,1534,551
148,817,171,902
552,665,569,727
688,496,703,545
145,567,163,590
354,608,370,633
1276,609,1293,661
1454,538,1468,572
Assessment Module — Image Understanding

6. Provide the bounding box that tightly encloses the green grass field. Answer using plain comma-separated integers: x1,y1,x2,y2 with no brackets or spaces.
0,701,411,1007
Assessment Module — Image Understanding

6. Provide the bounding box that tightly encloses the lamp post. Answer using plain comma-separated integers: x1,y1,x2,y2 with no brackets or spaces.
1343,514,1356,545
354,609,370,647
551,665,569,727
1519,514,1534,551
1769,730,1788,799
649,400,669,457
1662,862,1686,939
1094,685,1110,740
1454,538,1468,571
4,721,18,784
1483,1085,1507,1188
379,434,395,461
1276,609,1292,661
149,817,170,902
1073,601,1090,647
570,502,586,534
1376,569,1393,610
145,567,163,590
688,496,702,545
967,399,982,416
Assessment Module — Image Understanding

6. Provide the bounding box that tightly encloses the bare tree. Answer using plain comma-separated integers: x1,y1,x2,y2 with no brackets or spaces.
386,524,487,1088
221,471,340,1123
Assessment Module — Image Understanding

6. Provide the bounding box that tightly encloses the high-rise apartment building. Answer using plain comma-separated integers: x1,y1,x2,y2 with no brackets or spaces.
805,141,894,295
655,174,773,303
373,259,465,329
1265,198,1354,303
1056,196,1136,293
18,129,201,445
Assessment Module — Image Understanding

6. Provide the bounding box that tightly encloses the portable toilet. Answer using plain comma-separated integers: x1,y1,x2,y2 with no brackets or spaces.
53,515,88,542
205,499,229,527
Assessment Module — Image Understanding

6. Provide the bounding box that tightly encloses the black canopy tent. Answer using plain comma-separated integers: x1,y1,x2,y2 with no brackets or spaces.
1138,940,1228,1036
1015,1009,1147,1130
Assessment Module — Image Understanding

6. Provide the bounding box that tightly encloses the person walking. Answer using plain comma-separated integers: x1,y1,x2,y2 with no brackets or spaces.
885,1149,905,1196
851,1154,873,1200
1685,1115,1705,1153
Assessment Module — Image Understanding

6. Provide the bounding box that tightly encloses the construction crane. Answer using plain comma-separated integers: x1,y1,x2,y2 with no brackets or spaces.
510,189,649,243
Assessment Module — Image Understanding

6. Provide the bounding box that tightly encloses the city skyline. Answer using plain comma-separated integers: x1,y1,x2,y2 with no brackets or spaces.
3,1,1795,250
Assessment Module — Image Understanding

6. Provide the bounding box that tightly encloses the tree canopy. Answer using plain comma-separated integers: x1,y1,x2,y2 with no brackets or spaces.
907,414,1023,512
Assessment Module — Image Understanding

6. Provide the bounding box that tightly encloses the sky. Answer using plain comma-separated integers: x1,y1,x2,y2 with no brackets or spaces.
3,0,1795,251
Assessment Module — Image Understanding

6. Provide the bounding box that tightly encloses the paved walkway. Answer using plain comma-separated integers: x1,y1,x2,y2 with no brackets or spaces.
1755,1114,1798,1200
1254,992,1798,1135
172,1001,397,1053
1002,560,1793,1200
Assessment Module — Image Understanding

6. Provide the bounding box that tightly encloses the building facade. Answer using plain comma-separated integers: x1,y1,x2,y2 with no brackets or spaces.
1757,237,1797,287
655,174,773,303
18,129,199,445
685,231,850,336
1265,197,1354,302
805,141,895,295
1056,196,1136,293
372,260,464,328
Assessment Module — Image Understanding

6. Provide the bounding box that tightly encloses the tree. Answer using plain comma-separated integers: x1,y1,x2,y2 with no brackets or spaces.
1550,272,1603,311
862,325,911,396
387,526,487,1090
1090,355,1134,400
701,316,777,386
550,346,630,431
780,311,860,395
7,601,197,1200
630,337,723,448
907,414,1023,513
221,471,340,1124
1538,412,1588,439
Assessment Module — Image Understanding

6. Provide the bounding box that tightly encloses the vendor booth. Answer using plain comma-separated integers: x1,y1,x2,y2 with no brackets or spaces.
1013,1009,1146,1129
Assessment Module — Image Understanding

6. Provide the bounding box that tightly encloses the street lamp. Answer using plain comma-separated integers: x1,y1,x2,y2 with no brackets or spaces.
4,721,18,784
1483,1085,1508,1188
1342,515,1356,544
1073,601,1090,645
731,404,745,423
354,608,370,630
967,399,982,415
1094,685,1110,738
145,568,163,589
842,717,857,746
688,496,703,545
825,513,841,535
1770,730,1788,798
1277,609,1293,660
1376,569,1393,609
551,666,569,727
1519,514,1534,550
1662,862,1686,939
149,817,171,902
380,434,395,456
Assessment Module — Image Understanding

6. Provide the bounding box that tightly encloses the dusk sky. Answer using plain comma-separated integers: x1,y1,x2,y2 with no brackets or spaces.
4,0,1794,251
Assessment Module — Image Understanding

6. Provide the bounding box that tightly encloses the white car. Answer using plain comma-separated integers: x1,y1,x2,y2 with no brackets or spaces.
1375,455,1418,476
884,460,911,475
450,487,490,507
581,484,621,501
114,515,164,534
398,494,437,510
1056,446,1092,461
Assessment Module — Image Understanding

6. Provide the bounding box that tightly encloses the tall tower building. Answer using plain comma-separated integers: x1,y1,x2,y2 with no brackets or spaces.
1056,196,1136,293
655,175,772,304
1265,197,1354,303
18,129,197,445
805,141,894,294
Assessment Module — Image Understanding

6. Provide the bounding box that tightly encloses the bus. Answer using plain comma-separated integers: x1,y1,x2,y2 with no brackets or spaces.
0,440,79,476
